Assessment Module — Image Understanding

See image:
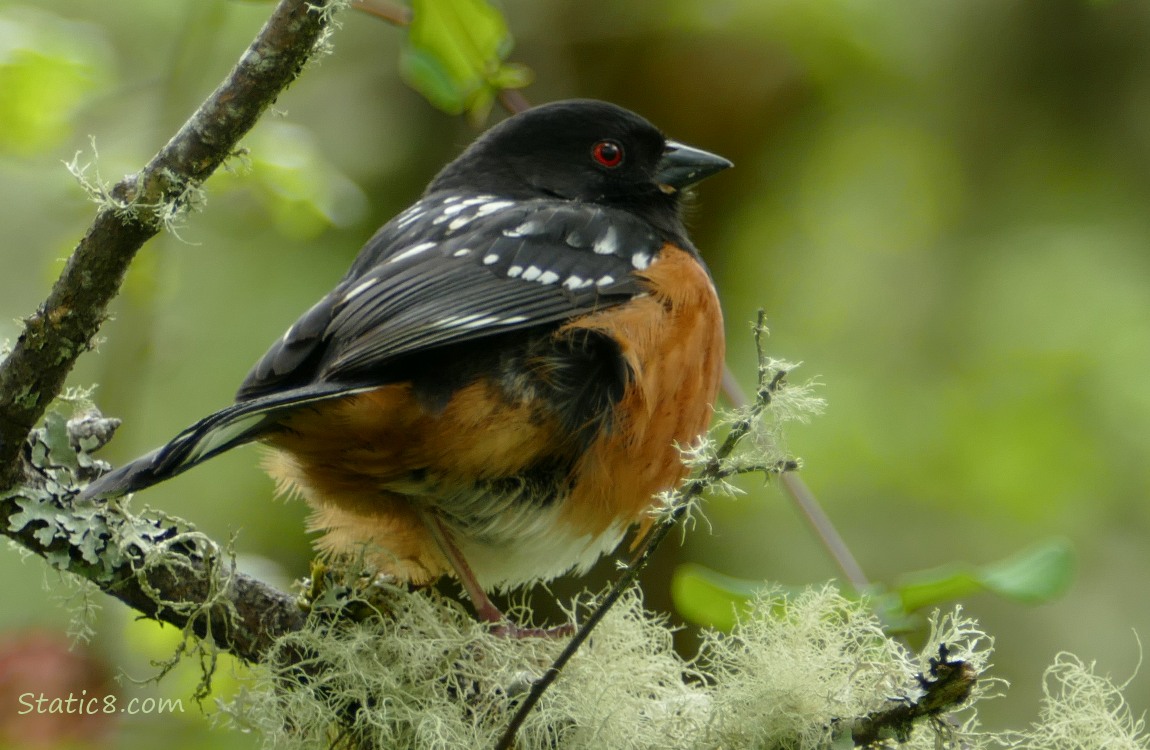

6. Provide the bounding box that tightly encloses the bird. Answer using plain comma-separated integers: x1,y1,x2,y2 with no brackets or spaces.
80,99,730,635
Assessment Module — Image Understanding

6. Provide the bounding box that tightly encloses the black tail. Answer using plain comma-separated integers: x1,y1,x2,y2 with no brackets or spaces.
78,384,372,500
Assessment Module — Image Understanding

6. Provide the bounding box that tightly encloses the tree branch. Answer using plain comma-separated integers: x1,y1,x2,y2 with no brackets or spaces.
0,0,341,660
0,0,340,490
0,409,307,663
848,644,978,745
721,367,871,593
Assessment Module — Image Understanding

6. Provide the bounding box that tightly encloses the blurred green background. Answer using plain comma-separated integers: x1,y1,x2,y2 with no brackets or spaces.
2,0,1149,746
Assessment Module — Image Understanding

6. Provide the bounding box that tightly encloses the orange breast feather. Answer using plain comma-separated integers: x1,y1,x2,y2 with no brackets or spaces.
561,244,725,538
262,243,724,586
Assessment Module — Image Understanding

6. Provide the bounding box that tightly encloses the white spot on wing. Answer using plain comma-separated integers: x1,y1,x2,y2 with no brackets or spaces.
507,265,523,278
596,275,615,287
562,275,583,290
521,266,542,281
342,277,377,302
448,215,473,232
631,251,652,270
593,225,619,255
387,241,437,264
439,313,476,326
474,200,514,217
453,248,472,257
505,219,544,239
482,253,499,265
436,312,528,329
538,270,559,284
396,208,424,228
461,316,500,329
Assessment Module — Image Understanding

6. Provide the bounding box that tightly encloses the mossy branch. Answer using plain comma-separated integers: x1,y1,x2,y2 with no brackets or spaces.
1,406,308,666
0,0,341,663
0,0,341,490
847,644,979,745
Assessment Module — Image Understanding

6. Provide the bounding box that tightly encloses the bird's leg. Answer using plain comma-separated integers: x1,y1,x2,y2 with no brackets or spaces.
423,511,504,623
421,511,573,638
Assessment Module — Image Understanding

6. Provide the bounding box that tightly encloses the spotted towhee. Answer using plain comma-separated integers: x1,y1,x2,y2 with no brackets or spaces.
81,99,730,633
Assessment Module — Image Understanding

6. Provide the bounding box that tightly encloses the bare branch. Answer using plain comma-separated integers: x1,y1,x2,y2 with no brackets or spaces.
0,0,341,490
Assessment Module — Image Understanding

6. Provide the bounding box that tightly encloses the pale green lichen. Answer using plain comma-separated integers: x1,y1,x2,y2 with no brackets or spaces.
64,138,204,234
227,574,1150,750
228,585,698,749
997,653,1149,750
306,0,350,66
51,572,102,647
3,406,233,699
722,352,824,478
224,580,990,750
699,588,992,750
651,351,819,537
5,409,166,578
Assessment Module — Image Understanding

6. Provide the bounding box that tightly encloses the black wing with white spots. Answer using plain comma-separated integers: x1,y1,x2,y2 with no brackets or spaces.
236,192,664,401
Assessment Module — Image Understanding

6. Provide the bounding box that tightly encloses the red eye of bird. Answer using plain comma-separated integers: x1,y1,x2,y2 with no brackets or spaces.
591,140,624,168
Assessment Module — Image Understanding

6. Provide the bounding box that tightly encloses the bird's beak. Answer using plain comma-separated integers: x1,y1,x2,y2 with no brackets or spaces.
655,140,732,193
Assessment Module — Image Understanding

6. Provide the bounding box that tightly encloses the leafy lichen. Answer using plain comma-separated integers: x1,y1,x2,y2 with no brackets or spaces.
2,406,234,699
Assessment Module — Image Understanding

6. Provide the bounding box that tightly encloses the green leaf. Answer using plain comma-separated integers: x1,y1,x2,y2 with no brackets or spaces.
674,538,1075,631
0,8,111,156
399,0,531,121
978,537,1076,603
400,46,467,114
896,537,1075,612
895,565,983,613
672,563,768,630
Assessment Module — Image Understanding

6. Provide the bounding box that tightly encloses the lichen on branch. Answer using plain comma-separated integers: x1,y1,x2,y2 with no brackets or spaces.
1,406,306,665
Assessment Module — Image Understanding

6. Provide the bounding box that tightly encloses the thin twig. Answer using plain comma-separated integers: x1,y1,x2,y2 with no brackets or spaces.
782,472,870,593
351,0,411,26
497,89,532,114
720,368,871,593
